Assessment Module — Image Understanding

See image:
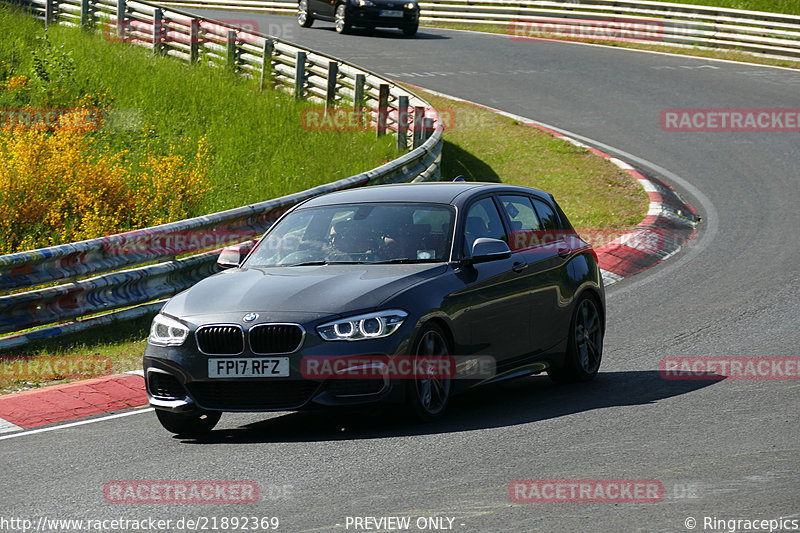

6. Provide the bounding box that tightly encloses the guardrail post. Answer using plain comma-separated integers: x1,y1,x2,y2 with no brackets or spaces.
354,73,365,109
423,117,434,140
260,39,274,91
294,51,307,99
226,30,237,70
396,95,409,151
80,0,90,28
44,0,55,28
377,83,389,137
116,0,126,41
412,106,424,149
153,9,164,55
326,61,338,108
189,19,200,63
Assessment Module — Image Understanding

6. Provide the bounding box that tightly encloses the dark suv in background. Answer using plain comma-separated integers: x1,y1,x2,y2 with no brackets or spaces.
298,0,420,36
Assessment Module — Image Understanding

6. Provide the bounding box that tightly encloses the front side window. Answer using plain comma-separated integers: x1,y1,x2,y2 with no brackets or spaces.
499,195,542,251
463,197,507,255
245,203,455,266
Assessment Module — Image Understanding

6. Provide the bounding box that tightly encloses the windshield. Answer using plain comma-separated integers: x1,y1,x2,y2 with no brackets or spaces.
245,202,455,267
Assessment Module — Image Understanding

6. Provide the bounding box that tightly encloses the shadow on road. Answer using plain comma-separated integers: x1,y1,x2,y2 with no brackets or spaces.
176,370,721,444
312,25,449,40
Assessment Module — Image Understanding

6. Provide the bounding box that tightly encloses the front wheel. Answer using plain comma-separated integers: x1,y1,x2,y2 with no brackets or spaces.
335,4,351,34
155,409,221,436
402,23,418,36
406,323,451,422
548,294,603,383
298,0,314,27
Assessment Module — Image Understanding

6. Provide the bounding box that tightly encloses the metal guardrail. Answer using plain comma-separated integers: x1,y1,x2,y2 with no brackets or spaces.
154,0,800,61
0,0,444,348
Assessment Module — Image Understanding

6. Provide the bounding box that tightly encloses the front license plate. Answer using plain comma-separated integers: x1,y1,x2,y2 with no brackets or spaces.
208,357,290,378
380,9,403,17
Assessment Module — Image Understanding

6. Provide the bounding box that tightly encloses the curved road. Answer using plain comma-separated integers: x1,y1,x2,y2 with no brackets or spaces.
1,16,798,533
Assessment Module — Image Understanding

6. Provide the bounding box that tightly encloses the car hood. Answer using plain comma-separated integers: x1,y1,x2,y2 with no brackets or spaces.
371,0,412,5
163,263,447,319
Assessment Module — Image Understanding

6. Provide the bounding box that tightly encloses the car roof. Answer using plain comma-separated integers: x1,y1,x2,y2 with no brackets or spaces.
299,181,553,208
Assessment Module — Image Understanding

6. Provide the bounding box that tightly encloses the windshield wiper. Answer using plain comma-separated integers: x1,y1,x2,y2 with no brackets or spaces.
372,258,436,264
281,260,329,267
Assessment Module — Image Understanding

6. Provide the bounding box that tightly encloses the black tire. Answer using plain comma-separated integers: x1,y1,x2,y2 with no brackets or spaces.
406,323,451,422
402,24,418,36
548,293,603,383
298,0,314,27
335,4,351,34
155,409,221,436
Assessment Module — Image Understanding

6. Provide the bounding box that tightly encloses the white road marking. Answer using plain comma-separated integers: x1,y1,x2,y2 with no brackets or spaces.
0,417,22,434
0,407,153,442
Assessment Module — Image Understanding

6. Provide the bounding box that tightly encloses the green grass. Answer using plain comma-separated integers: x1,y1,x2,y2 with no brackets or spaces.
0,5,398,218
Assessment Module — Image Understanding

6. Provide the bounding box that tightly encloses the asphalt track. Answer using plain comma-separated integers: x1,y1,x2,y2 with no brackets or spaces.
1,16,798,533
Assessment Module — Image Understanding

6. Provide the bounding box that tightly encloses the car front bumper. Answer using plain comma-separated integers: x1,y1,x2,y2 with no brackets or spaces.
347,6,419,28
143,322,415,414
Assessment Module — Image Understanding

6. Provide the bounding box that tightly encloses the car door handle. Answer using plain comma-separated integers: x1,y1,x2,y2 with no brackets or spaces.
556,241,571,258
512,261,526,273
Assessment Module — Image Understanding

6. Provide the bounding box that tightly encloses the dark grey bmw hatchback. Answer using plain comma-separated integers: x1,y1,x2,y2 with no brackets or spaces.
144,182,605,435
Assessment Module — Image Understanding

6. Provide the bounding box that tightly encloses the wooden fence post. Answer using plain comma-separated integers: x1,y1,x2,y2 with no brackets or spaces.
190,19,199,63
260,39,274,91
326,61,338,108
153,8,164,55
377,83,389,137
412,106,424,149
226,30,237,70
80,0,90,28
116,0,126,42
396,95,409,151
295,51,307,99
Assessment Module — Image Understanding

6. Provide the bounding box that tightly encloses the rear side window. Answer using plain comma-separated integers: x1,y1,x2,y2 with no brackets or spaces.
463,197,506,254
532,198,560,230
499,195,542,251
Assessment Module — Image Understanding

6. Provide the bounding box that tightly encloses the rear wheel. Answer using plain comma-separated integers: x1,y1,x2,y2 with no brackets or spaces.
548,294,603,383
407,323,451,421
298,0,314,27
155,409,221,436
335,4,351,34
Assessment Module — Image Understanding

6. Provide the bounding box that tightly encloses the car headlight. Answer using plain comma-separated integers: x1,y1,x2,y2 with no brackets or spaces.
317,310,408,341
404,2,417,8
358,0,376,6
148,313,189,346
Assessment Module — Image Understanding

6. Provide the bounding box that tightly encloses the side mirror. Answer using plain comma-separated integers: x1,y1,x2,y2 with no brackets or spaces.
217,240,256,269
469,238,511,264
